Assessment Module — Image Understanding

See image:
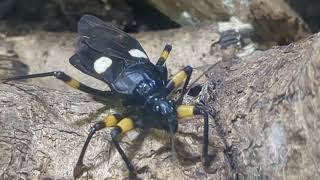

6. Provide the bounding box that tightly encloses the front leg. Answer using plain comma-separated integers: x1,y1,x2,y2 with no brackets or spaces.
176,66,193,105
163,66,193,103
156,44,172,66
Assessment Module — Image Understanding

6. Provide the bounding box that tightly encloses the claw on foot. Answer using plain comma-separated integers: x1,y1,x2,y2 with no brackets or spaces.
73,163,90,179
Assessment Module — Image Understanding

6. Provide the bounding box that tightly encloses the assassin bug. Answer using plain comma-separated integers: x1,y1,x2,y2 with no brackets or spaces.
3,15,212,178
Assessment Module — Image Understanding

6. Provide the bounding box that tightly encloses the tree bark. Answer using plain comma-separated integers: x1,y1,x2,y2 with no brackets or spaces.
0,30,319,179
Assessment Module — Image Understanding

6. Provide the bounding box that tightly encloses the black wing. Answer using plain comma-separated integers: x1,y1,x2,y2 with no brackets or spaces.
69,15,150,85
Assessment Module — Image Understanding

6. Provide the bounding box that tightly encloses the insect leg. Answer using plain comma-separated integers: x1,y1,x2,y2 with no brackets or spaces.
2,71,110,97
110,117,137,177
74,114,123,178
176,66,193,105
176,105,210,167
156,44,172,66
163,66,193,100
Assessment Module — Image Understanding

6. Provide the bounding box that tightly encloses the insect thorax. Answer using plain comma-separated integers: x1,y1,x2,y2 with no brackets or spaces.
112,63,165,105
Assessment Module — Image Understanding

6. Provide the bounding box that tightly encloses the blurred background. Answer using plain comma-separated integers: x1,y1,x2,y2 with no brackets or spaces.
1,1,320,179
0,0,320,45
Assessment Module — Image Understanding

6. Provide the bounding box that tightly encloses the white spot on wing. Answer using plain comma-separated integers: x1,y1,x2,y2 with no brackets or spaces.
94,56,112,74
128,49,148,59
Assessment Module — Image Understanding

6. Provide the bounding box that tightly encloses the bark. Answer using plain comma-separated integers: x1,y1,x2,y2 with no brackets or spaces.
206,34,320,179
0,30,320,179
147,0,311,46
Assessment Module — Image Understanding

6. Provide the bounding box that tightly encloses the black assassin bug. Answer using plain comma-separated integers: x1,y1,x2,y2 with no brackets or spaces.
3,15,212,178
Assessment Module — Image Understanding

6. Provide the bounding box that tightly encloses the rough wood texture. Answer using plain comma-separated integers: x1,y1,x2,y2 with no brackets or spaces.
206,34,320,179
148,0,311,46
1,31,320,179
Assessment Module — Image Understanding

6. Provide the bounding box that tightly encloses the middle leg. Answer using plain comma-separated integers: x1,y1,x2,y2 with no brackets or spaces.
110,117,136,175
176,104,210,167
74,113,124,178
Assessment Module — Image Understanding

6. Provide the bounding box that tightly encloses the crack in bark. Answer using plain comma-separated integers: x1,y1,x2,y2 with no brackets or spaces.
42,126,83,137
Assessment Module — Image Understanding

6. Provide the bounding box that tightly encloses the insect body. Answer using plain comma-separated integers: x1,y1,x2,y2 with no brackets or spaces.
3,15,211,179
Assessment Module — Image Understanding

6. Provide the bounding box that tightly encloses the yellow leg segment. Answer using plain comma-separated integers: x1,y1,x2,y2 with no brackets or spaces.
164,66,192,96
160,50,170,60
66,78,81,89
171,71,187,88
176,105,195,119
103,114,119,127
116,117,134,133
156,44,172,65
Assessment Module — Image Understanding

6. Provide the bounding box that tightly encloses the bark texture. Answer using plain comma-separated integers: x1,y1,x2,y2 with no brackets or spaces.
0,31,320,179
148,0,311,46
206,34,320,179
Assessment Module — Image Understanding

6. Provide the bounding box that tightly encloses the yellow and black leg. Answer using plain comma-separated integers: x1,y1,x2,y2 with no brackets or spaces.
176,104,210,167
74,114,123,178
73,115,136,179
2,71,110,97
110,117,136,177
163,66,193,103
156,44,172,66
